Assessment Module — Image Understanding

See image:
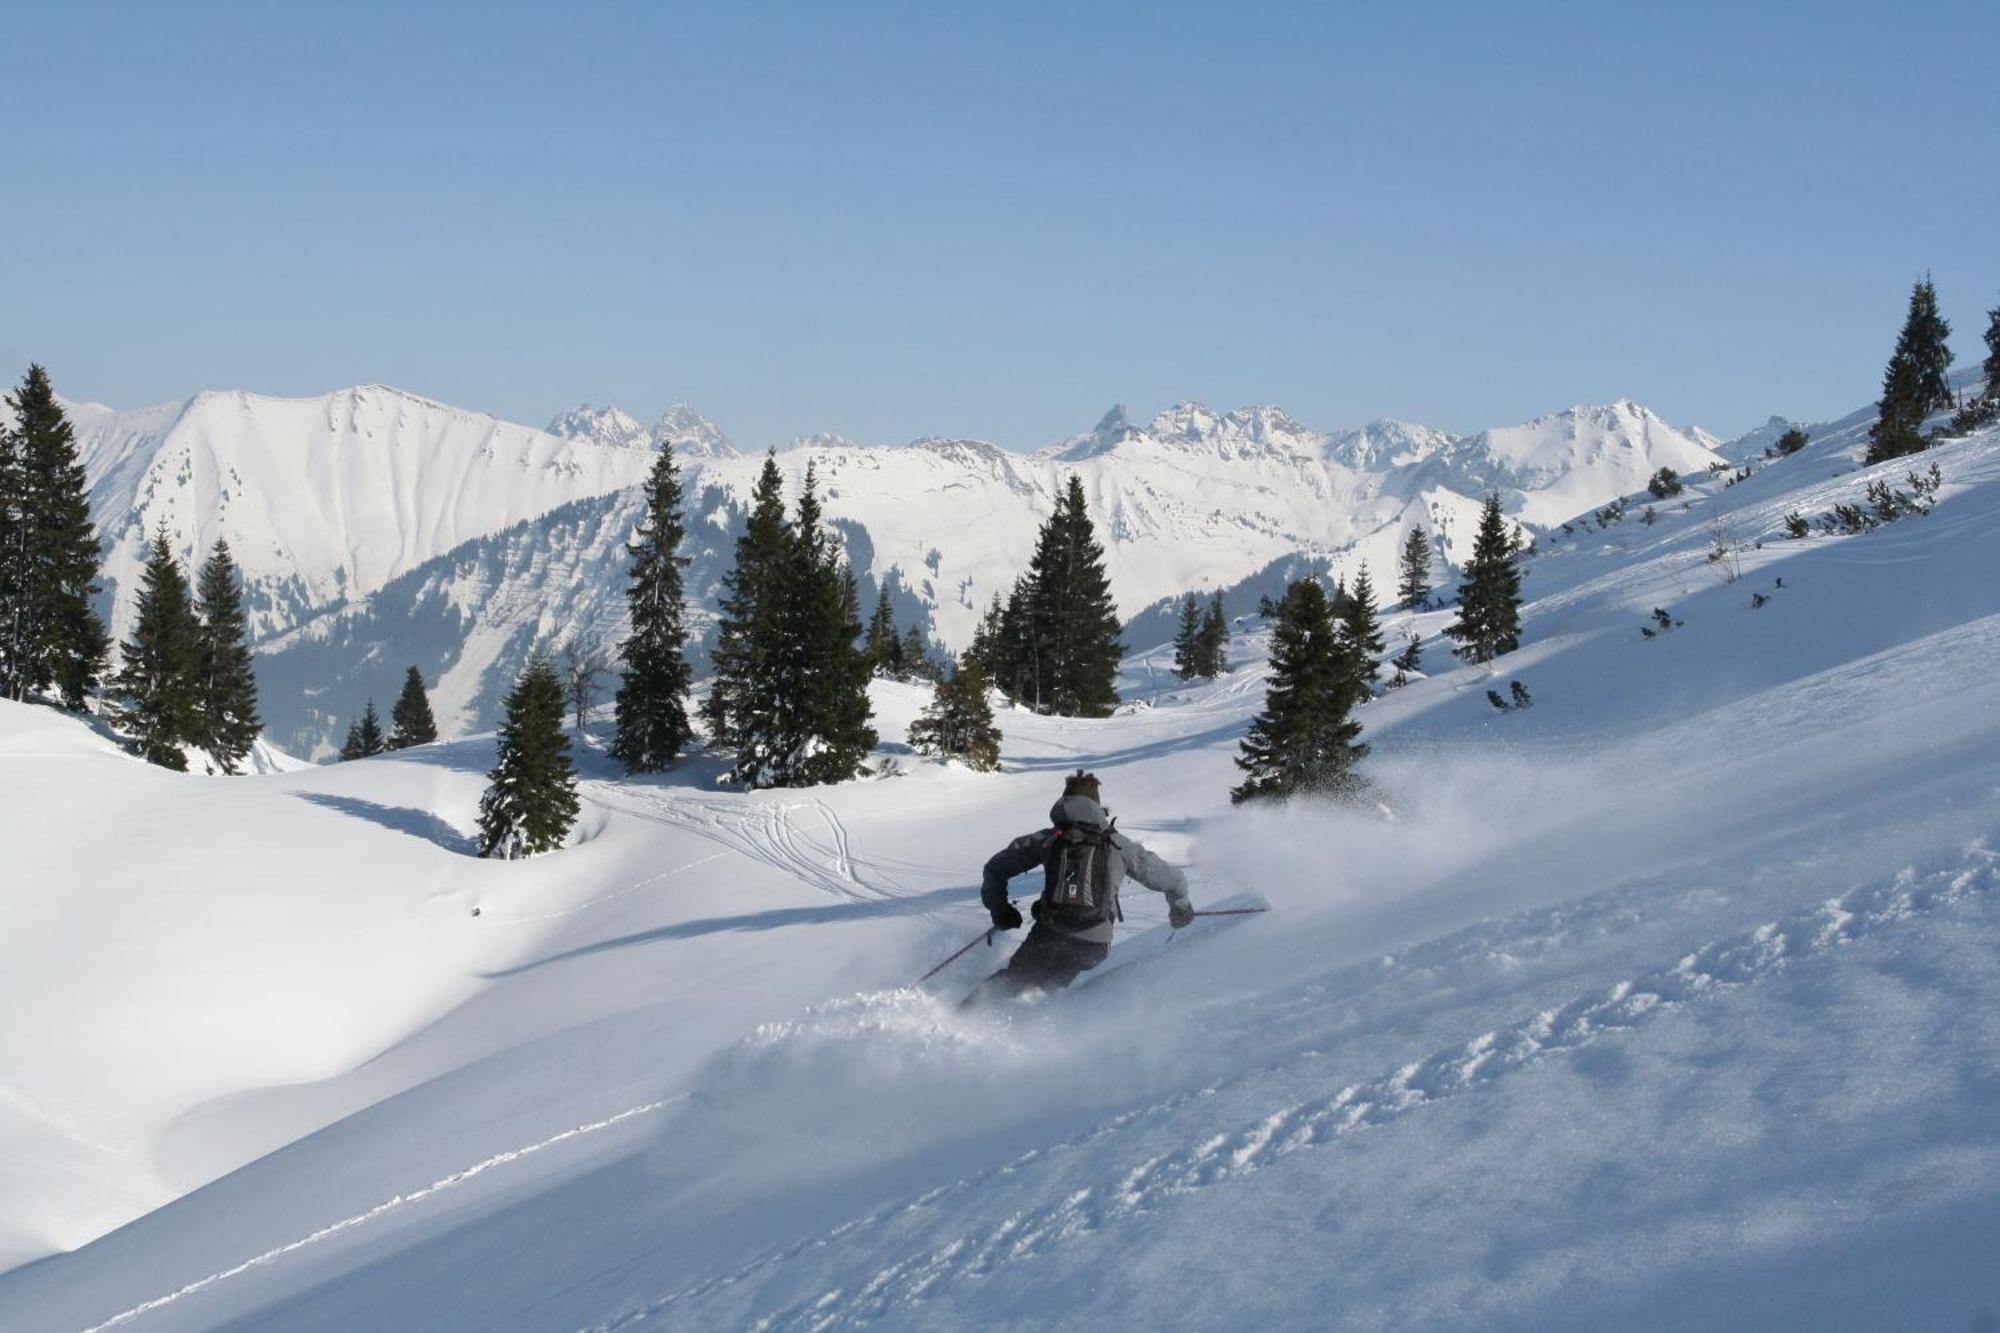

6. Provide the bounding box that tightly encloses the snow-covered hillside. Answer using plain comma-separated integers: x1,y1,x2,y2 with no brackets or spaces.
35,383,1726,756
3,414,1997,1331
63,386,662,643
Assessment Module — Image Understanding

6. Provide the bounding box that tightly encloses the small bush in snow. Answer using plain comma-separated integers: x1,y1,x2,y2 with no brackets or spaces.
1647,467,1683,499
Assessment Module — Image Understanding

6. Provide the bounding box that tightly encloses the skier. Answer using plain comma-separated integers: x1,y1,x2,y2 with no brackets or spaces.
966,770,1193,1005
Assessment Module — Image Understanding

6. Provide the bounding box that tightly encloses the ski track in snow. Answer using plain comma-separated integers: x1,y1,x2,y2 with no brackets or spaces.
600,842,1999,1331
583,786,893,904
78,1097,686,1333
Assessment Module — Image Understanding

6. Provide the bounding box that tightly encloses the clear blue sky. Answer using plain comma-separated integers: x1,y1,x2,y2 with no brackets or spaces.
2,1,1994,448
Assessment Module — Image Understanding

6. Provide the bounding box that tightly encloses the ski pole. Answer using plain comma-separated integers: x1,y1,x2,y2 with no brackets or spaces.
1188,907,1270,918
914,924,997,986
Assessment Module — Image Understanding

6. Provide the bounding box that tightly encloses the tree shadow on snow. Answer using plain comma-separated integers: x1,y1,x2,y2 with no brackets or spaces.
295,792,476,855
481,883,973,977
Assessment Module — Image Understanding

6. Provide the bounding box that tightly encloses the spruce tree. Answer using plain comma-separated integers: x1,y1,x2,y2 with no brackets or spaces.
865,582,899,676
1398,526,1433,609
898,623,935,681
610,441,695,771
1171,593,1202,681
1024,475,1122,716
1231,578,1367,804
773,464,876,786
340,718,365,761
1,366,107,707
907,659,1002,771
387,665,438,749
1339,562,1385,690
477,656,579,858
1951,299,2000,432
109,533,201,769
703,453,792,752
966,592,1005,680
995,573,1038,704
1868,276,1955,464
1197,591,1229,677
191,539,261,773
348,699,386,757
1443,495,1523,663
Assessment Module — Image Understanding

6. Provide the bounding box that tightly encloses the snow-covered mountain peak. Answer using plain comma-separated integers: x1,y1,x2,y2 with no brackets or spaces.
547,404,651,451
788,431,858,453
654,403,736,458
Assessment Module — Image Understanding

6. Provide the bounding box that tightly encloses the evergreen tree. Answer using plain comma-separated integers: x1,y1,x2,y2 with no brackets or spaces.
703,452,792,751
1023,475,1122,716
191,539,260,773
1338,562,1386,690
1868,276,1955,464
1443,494,1524,663
1388,631,1422,686
387,665,438,749
898,623,935,681
610,441,695,771
1951,299,2000,433
339,699,386,759
907,659,1002,771
1197,591,1229,677
1171,593,1202,681
994,573,1039,704
1231,578,1367,804
864,582,900,676
1397,526,1433,609
965,592,1005,680
771,463,876,786
1,366,107,707
477,656,579,858
109,533,201,769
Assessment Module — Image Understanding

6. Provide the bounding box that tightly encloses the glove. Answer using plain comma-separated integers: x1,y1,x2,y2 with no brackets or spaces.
991,902,1024,931
1169,899,1195,930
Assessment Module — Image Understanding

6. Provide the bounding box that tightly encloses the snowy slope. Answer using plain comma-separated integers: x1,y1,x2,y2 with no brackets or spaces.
48,384,1721,756
2,414,1997,1330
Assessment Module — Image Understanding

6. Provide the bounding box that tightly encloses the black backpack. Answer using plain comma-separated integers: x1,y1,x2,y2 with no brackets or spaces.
1039,821,1121,925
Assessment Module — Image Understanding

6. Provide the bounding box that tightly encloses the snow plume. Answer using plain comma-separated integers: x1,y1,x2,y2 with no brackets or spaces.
1190,750,1713,983
645,985,1186,1196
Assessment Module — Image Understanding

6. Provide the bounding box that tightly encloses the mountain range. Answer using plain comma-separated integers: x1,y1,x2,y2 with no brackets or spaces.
12,384,1743,757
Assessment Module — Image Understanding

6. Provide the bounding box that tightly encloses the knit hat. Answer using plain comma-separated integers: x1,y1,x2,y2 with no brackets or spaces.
1062,769,1101,803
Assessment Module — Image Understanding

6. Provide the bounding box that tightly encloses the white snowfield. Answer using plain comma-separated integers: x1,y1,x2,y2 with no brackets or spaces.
3,413,1999,1330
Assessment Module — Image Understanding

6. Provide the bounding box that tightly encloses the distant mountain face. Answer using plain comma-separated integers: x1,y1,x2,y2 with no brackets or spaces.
50,384,1730,758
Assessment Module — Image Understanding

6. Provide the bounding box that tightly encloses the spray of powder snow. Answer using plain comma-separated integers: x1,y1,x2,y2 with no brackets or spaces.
644,986,1190,1195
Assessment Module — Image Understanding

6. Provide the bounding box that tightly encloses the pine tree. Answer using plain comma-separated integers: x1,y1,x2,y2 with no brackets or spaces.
1023,475,1122,716
966,592,1005,680
610,441,695,771
1950,299,2000,433
703,452,792,752
1,366,107,707
191,539,260,773
387,665,438,749
1338,562,1385,690
1443,494,1523,663
1397,526,1433,609
1868,276,1955,464
1231,578,1367,804
1197,591,1229,677
772,464,876,786
1171,593,1202,681
898,623,935,681
864,582,899,676
477,656,579,858
109,533,200,769
1388,631,1422,686
339,698,386,759
994,573,1038,704
907,659,1002,771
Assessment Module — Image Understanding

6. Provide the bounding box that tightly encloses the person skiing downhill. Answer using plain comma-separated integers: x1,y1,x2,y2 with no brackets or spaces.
966,770,1194,1005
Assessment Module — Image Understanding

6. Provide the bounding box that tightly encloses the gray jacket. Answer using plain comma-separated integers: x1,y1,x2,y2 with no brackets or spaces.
981,795,1190,943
